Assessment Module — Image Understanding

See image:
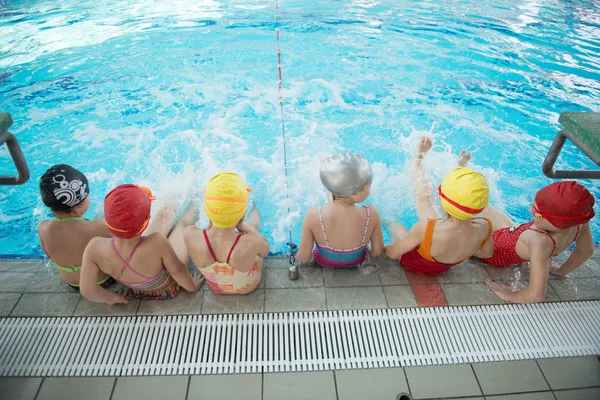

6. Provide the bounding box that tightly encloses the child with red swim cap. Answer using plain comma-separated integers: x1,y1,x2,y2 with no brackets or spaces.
479,181,595,303
80,184,204,305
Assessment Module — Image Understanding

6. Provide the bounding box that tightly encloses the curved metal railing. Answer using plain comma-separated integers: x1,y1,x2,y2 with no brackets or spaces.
0,112,29,185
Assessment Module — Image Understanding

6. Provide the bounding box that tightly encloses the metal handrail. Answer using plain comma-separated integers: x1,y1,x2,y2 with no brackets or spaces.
542,112,600,179
0,113,29,185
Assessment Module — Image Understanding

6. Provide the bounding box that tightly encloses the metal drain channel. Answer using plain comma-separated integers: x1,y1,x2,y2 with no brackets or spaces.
1,301,599,377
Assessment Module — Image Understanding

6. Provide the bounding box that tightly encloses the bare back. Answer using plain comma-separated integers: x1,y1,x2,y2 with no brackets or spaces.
38,219,112,284
516,224,580,260
310,204,376,249
185,227,263,273
90,233,170,284
428,218,493,263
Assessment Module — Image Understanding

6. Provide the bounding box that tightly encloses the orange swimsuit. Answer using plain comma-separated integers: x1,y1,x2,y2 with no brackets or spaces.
400,217,492,275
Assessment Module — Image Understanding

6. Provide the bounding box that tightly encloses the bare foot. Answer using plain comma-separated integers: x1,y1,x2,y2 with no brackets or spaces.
458,150,472,167
416,136,433,157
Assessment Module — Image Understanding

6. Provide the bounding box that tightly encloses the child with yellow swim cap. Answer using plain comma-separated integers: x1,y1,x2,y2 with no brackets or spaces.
184,172,269,294
385,137,494,275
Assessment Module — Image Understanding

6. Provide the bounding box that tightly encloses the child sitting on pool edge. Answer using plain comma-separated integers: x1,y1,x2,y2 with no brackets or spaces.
37,164,115,290
296,152,384,268
80,184,204,305
385,137,494,274
479,181,595,303
184,172,269,294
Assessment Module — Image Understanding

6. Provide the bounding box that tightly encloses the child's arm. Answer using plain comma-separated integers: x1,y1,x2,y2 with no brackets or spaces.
551,223,594,276
37,224,51,258
255,234,270,258
80,239,129,305
486,235,554,303
158,235,202,292
90,219,114,238
385,221,426,260
368,206,384,257
297,209,316,264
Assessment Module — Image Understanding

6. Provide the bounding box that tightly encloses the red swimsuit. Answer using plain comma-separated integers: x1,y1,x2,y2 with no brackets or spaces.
482,221,579,267
400,218,493,275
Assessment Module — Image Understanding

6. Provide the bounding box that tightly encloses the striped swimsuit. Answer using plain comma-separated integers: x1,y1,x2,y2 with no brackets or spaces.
112,237,181,300
312,206,371,268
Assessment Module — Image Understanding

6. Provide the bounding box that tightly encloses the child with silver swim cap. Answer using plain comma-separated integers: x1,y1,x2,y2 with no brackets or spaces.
297,153,384,268
385,137,494,275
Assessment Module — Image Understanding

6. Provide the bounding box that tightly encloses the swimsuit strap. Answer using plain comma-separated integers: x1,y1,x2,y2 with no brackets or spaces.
471,217,493,256
360,206,371,246
54,216,87,222
527,226,557,255
416,219,440,263
226,234,244,263
203,230,218,262
112,237,147,280
318,207,331,247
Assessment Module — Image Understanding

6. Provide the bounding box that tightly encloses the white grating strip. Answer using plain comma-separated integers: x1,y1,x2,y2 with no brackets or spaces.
1,301,600,377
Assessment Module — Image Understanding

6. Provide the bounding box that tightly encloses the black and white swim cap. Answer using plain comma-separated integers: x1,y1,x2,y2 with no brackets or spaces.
40,164,89,211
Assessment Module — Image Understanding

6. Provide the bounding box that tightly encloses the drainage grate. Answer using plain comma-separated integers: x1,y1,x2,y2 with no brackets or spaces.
1,302,599,377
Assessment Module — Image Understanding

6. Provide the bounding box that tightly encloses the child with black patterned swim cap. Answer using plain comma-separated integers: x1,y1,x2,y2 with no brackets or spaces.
37,164,115,290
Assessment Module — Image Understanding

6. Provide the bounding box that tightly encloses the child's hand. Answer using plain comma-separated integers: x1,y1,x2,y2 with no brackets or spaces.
458,150,472,167
191,272,205,290
416,136,433,157
484,278,514,302
106,289,129,306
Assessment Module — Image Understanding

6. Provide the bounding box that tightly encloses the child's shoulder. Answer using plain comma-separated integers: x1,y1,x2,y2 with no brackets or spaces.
364,203,380,216
143,232,169,244
303,207,320,220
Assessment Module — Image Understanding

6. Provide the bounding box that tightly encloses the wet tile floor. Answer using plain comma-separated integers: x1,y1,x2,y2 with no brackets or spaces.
1,254,599,399
1,357,599,400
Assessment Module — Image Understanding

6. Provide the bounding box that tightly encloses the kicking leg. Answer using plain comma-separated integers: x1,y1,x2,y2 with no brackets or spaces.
168,202,199,265
482,205,515,230
244,202,261,233
413,137,442,221
145,201,178,237
384,219,410,243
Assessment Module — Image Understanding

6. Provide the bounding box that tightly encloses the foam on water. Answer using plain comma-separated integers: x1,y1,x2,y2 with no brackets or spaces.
1,0,600,256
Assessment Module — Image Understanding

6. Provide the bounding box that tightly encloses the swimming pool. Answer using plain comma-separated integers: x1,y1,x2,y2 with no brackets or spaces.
1,0,599,257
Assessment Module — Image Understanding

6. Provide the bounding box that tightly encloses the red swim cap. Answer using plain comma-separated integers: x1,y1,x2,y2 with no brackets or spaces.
104,184,155,239
534,181,595,229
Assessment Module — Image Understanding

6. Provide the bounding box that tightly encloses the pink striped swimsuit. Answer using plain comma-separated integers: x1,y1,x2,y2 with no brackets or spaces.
312,206,371,268
112,237,181,300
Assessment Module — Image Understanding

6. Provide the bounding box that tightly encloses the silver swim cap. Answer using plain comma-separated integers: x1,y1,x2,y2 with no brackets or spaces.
319,152,373,197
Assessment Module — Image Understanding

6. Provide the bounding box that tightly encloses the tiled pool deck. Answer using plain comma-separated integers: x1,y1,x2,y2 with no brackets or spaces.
1,254,600,399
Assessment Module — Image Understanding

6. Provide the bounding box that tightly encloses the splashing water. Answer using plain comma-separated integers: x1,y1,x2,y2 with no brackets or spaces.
1,0,600,256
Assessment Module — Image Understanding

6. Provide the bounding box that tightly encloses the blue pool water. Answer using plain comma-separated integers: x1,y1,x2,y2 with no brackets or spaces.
1,0,600,256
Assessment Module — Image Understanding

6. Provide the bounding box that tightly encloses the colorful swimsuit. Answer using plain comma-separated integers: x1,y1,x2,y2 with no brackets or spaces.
112,237,181,300
198,231,262,294
53,216,115,291
482,221,580,267
312,206,371,268
400,217,492,275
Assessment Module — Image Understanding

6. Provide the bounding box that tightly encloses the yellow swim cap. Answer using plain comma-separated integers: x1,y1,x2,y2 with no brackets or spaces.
204,172,251,228
438,167,488,220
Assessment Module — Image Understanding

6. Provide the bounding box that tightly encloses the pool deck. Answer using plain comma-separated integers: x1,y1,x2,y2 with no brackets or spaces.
1,254,600,399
